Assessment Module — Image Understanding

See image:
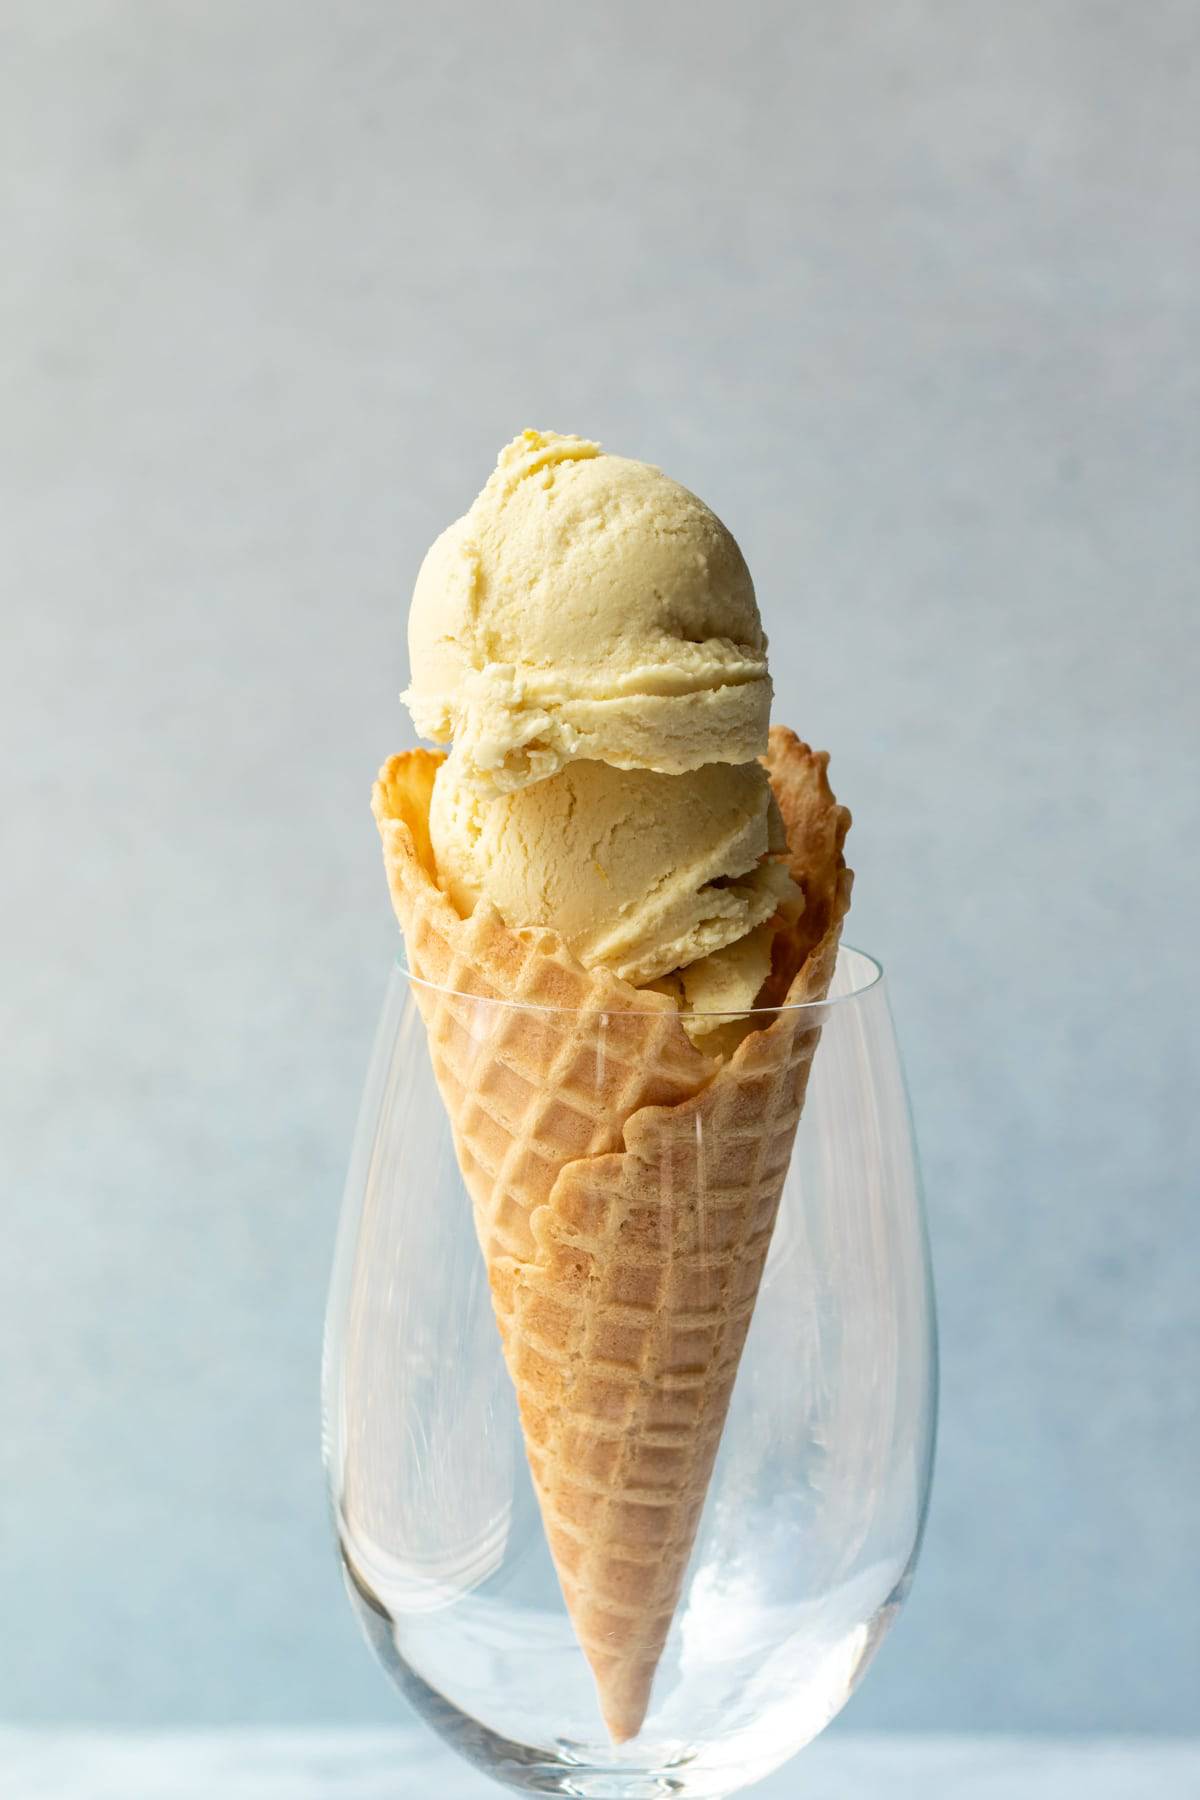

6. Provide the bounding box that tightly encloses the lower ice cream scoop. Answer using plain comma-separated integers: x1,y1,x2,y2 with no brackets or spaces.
429,750,801,993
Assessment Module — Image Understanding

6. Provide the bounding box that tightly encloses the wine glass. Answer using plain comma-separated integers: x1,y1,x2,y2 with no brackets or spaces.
322,946,936,1800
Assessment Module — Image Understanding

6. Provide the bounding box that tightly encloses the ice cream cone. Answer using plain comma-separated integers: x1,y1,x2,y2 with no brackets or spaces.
372,728,851,1742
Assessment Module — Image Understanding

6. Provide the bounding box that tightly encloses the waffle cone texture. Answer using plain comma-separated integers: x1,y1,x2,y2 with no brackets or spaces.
372,728,852,1742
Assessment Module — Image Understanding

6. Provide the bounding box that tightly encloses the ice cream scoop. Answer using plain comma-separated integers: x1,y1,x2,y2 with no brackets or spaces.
430,750,800,988
404,429,770,797
404,427,800,1035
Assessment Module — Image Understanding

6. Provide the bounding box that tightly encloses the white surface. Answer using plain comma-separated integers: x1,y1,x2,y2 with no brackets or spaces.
2,1732,1199,1800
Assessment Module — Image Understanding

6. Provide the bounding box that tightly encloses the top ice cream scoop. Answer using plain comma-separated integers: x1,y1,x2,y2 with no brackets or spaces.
403,429,771,797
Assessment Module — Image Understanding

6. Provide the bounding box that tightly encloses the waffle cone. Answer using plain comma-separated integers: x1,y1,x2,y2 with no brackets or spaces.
372,728,852,1742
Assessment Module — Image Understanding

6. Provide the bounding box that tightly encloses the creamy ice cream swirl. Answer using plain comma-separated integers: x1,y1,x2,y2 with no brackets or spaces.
403,429,801,1047
404,428,771,795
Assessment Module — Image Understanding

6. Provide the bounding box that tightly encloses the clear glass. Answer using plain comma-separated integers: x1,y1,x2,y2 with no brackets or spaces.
323,947,937,1799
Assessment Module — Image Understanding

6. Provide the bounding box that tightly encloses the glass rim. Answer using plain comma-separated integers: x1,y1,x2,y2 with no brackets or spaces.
394,942,883,1019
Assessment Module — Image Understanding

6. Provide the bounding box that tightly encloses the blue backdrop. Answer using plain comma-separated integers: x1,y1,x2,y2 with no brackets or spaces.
3,0,1197,1734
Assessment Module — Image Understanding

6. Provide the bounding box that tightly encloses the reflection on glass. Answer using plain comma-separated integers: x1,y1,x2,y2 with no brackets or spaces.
323,947,936,1800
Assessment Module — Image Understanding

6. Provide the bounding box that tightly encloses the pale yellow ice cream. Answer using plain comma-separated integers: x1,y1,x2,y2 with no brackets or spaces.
430,751,799,988
405,428,799,1041
647,923,781,1054
404,430,770,797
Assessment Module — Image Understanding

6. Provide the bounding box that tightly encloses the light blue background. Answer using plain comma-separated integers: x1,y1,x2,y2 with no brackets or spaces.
3,0,1197,1736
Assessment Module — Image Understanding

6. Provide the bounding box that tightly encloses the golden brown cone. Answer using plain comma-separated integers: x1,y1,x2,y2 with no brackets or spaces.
371,727,852,1742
